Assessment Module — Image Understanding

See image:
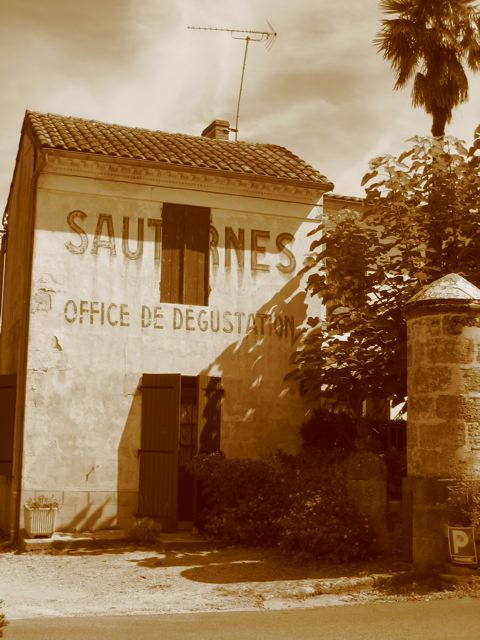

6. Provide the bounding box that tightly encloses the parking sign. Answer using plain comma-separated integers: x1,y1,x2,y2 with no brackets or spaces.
447,526,478,566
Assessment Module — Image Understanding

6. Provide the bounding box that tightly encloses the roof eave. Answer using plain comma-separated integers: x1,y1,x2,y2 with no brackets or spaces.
41,147,334,194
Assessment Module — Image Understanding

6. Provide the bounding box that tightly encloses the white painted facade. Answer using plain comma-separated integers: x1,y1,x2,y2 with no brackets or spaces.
11,152,326,531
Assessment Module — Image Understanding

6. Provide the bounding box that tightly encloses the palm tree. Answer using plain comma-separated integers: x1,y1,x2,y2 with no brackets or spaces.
375,0,480,136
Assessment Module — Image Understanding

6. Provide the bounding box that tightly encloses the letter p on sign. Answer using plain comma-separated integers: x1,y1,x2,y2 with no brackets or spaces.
447,526,478,566
452,530,469,554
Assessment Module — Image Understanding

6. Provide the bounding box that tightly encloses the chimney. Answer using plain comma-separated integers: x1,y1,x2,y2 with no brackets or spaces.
201,119,230,141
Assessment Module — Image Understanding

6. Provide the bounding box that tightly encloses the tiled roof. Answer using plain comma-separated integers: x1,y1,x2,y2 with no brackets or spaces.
25,111,332,189
324,193,363,202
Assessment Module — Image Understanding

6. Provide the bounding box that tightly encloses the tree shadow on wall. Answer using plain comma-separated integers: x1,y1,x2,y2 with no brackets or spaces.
200,275,309,458
117,385,142,530
60,498,116,533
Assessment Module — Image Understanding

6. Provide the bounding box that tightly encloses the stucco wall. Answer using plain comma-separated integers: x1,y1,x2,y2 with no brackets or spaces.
0,134,36,374
21,167,323,530
0,134,36,534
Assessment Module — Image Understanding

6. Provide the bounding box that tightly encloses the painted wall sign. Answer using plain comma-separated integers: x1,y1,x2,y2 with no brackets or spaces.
65,211,296,273
63,299,296,340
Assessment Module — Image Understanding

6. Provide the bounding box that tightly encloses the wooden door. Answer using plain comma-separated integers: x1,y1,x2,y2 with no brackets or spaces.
138,374,180,531
0,375,16,476
139,374,222,531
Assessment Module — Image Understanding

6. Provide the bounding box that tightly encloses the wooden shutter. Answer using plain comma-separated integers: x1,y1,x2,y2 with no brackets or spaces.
197,376,222,454
160,204,183,304
138,374,180,531
0,375,16,476
184,206,210,306
0,234,5,316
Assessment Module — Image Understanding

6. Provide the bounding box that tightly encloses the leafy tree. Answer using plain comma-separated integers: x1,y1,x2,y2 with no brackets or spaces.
375,0,480,136
0,604,5,638
294,130,480,406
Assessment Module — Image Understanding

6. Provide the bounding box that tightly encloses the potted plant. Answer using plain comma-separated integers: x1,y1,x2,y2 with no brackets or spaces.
23,495,60,538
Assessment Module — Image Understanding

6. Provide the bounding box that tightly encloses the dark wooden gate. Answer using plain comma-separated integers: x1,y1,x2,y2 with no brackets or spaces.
138,374,180,531
0,374,16,476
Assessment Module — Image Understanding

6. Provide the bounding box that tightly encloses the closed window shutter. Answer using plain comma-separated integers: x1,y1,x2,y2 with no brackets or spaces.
138,373,180,531
0,375,16,476
0,234,6,318
160,204,183,304
160,203,210,305
183,206,210,306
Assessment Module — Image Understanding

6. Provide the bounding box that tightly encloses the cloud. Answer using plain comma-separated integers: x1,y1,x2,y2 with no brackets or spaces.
1,0,480,209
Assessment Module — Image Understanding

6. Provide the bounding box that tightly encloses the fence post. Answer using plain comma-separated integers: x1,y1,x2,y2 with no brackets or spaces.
404,273,480,568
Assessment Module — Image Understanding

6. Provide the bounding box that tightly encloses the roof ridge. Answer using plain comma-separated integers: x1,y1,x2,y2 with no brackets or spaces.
24,110,333,189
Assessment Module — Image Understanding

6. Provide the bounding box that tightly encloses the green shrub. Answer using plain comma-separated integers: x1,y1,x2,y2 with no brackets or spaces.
277,477,376,562
447,475,480,527
300,409,357,452
193,451,377,562
128,518,163,545
193,453,285,545
0,601,6,638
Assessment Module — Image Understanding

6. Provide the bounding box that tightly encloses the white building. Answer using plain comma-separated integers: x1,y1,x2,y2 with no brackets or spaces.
0,112,336,535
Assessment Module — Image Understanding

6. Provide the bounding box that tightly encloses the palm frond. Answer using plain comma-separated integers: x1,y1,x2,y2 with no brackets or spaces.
376,0,480,131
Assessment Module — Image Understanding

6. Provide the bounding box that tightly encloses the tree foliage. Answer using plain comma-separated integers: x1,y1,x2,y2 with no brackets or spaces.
375,0,480,136
294,130,480,406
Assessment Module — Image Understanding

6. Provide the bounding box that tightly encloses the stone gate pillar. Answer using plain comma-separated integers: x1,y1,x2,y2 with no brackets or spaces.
404,273,480,567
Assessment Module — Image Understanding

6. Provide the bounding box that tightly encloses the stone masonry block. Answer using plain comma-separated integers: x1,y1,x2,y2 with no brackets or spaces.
460,368,480,393
443,314,480,335
407,422,419,449
408,448,441,476
466,422,480,450
407,341,424,365
412,505,450,567
418,424,467,451
411,317,442,339
425,339,474,365
436,395,480,422
408,395,437,420
411,366,453,393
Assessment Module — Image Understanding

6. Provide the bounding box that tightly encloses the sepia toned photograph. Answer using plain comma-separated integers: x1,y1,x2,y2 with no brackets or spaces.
1,1,480,638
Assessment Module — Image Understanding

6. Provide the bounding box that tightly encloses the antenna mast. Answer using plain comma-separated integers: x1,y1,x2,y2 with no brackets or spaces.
188,23,277,141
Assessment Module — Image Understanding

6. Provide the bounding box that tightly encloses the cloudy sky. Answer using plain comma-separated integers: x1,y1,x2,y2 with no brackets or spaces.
1,0,480,210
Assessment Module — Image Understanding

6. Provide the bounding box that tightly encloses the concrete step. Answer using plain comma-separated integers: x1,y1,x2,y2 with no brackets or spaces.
155,531,210,552
19,528,127,552
19,528,210,552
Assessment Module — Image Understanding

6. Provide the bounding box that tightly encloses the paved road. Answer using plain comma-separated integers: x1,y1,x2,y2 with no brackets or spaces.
5,599,480,640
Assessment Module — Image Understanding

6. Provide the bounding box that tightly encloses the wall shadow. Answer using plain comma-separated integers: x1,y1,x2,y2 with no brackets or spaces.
117,383,142,530
61,498,116,533
199,274,309,458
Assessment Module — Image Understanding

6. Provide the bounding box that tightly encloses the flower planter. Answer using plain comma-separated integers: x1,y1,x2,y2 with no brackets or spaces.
23,505,58,538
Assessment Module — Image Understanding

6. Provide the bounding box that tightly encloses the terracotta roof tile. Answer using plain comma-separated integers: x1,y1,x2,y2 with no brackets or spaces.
25,111,332,188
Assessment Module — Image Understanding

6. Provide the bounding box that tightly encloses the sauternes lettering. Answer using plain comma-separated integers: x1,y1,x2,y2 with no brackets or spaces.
65,211,296,273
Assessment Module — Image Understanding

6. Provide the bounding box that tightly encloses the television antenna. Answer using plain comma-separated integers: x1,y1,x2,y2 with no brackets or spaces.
187,22,277,141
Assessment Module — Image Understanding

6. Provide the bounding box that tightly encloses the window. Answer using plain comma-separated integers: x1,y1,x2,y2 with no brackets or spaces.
160,203,210,306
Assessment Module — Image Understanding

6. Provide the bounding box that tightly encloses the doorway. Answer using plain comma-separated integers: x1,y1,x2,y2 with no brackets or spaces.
138,373,222,531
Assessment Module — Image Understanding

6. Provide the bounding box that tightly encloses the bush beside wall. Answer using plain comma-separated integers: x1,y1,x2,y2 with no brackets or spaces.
0,602,6,638
193,451,378,562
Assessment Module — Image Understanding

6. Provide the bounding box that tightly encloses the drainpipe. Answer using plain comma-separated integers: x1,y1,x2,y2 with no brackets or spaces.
1,143,46,547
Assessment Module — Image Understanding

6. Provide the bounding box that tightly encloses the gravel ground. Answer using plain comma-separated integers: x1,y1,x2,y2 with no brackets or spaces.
0,544,479,621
